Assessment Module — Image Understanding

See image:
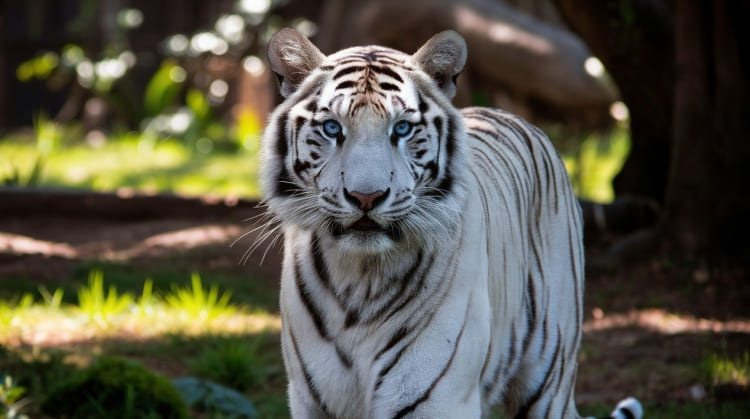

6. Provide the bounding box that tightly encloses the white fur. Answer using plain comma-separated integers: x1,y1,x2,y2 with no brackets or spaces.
261,32,641,419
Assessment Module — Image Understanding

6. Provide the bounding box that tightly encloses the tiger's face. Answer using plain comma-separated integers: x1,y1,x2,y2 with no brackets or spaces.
262,30,468,255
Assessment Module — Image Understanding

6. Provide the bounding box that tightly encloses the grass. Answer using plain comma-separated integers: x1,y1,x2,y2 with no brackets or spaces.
188,334,271,391
702,351,750,388
0,270,279,345
0,268,285,417
165,273,236,324
77,270,134,328
0,132,260,198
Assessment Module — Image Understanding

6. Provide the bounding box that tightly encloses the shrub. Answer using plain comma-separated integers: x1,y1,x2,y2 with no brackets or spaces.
42,357,188,419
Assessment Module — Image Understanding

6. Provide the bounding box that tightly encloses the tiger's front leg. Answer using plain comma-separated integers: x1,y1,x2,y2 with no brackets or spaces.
288,382,331,419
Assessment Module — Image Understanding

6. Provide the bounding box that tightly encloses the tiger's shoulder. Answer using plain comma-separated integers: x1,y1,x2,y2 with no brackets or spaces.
459,106,546,144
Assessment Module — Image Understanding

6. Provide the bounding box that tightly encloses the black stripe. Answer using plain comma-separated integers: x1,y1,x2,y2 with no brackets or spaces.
305,99,318,112
379,82,400,91
311,235,334,294
274,112,299,196
274,112,289,159
336,80,356,90
371,65,404,83
522,276,537,354
294,259,330,340
383,254,434,323
335,344,353,369
353,251,424,326
288,326,335,417
418,95,429,113
375,326,408,360
619,407,637,419
512,329,562,419
391,303,470,419
293,159,311,177
333,65,364,79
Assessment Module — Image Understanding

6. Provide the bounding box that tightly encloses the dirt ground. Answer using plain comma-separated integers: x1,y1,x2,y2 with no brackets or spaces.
1,193,748,408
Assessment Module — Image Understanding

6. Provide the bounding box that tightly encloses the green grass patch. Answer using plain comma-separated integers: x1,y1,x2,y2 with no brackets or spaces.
0,133,260,198
0,270,279,345
702,351,750,388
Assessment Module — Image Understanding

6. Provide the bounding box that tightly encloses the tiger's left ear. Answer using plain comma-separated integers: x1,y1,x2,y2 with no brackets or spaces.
412,30,467,99
267,28,325,97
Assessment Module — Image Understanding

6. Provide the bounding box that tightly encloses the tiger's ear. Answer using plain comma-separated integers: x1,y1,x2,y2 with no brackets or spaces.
267,28,325,97
412,31,467,99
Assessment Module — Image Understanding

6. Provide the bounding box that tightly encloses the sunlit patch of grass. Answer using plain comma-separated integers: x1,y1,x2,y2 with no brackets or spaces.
77,270,134,329
702,351,750,388
0,271,280,347
0,134,260,198
165,273,236,329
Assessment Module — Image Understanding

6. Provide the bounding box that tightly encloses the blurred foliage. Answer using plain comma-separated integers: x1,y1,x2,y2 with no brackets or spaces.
42,356,188,419
0,130,261,198
550,124,630,203
0,375,30,419
12,0,317,153
702,351,750,388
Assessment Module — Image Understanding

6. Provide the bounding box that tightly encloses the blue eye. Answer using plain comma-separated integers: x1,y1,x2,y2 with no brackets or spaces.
393,120,413,137
322,119,342,137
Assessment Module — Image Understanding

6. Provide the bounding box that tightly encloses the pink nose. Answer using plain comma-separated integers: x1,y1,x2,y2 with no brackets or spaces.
344,188,390,211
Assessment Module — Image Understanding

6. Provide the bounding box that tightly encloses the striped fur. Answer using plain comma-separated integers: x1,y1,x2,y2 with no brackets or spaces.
261,29,641,419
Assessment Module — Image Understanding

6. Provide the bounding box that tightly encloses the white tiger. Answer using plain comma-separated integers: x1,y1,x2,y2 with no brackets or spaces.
260,28,642,419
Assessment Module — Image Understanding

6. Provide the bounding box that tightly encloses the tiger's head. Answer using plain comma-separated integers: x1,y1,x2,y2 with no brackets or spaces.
261,29,469,255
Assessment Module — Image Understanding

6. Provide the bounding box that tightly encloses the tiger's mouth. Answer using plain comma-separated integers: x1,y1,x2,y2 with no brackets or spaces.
350,216,381,232
329,216,402,240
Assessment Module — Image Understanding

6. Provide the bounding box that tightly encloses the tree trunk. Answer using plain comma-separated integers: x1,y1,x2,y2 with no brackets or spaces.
313,0,616,124
663,0,750,257
553,0,674,202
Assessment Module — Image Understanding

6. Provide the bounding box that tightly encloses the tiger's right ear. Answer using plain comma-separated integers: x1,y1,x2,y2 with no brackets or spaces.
267,28,325,98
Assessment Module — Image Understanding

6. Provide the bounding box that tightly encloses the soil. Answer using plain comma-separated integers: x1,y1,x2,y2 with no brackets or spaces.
1,191,748,408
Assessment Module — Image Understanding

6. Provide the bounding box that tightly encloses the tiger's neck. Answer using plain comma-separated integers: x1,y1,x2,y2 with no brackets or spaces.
288,225,462,328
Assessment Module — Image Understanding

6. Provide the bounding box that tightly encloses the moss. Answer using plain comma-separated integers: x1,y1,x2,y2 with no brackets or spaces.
42,356,188,419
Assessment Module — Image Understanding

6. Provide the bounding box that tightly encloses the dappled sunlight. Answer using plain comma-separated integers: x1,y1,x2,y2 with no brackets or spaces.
116,224,245,260
584,308,750,335
0,232,77,258
2,307,281,347
0,272,281,348
0,221,252,263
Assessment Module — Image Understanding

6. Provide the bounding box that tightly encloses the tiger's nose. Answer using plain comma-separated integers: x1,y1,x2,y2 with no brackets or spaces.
343,188,390,211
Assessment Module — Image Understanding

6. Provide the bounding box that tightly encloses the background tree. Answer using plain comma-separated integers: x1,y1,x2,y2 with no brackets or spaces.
556,0,750,260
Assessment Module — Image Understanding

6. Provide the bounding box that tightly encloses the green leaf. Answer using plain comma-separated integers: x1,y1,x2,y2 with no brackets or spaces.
186,88,211,123
144,60,185,117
